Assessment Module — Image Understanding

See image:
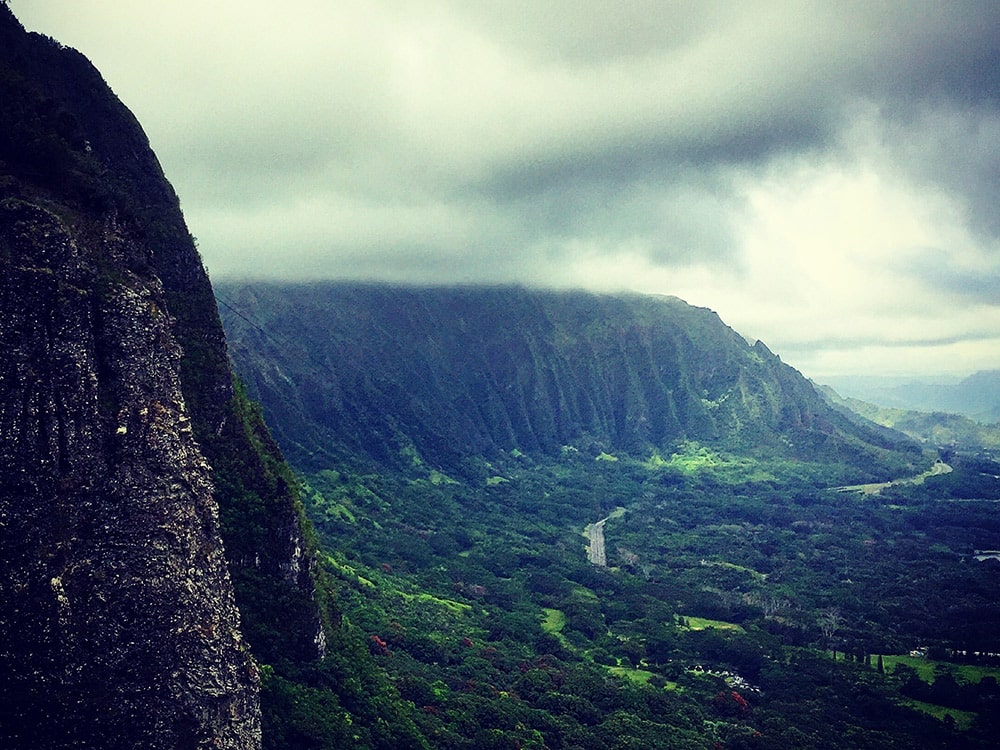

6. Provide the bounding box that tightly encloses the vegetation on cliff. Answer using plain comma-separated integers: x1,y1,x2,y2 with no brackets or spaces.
217,282,921,479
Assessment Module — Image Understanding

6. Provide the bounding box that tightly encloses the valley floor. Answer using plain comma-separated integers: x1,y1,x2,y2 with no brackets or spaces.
295,445,1000,749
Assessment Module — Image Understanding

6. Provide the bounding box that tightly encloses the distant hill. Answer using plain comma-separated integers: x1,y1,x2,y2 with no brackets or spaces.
822,371,1000,423
817,385,1000,451
217,282,920,479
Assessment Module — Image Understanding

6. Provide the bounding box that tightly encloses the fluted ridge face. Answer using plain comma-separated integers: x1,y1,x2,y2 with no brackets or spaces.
218,283,919,477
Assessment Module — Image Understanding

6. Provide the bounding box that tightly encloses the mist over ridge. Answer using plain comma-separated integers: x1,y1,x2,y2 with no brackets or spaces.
12,0,1000,380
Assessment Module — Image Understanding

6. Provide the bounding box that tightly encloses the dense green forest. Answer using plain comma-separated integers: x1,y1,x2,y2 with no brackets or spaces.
218,284,1000,749
279,439,1000,749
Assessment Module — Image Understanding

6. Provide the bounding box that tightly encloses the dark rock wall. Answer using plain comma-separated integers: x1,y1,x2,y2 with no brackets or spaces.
0,7,325,747
0,198,260,746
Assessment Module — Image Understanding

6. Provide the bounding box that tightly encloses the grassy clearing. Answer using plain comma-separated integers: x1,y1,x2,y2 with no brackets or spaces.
881,654,1000,685
664,442,720,473
317,501,356,523
899,698,976,730
647,443,777,482
397,591,471,615
644,453,670,470
325,555,374,587
608,665,679,690
701,560,767,582
683,616,745,632
609,665,652,684
541,608,573,651
428,469,457,485
541,608,566,634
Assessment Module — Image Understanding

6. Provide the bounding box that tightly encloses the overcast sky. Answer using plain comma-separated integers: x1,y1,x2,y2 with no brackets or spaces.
11,1,1000,380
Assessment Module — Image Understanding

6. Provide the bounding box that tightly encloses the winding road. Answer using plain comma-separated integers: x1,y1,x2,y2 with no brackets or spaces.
583,507,626,566
833,460,952,495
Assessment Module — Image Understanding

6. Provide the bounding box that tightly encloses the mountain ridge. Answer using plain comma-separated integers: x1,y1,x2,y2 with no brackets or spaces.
822,371,1000,423
817,383,1000,451
218,281,920,480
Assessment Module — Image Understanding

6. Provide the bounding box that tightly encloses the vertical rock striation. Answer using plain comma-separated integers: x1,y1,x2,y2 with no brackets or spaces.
218,283,921,477
0,181,261,749
0,6,325,747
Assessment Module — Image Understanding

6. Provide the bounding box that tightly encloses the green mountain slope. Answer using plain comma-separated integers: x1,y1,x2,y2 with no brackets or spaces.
217,282,920,481
217,284,1000,750
818,384,1000,451
823,372,1000,423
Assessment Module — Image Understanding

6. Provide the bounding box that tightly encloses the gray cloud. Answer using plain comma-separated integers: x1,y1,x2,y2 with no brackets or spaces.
11,0,1000,378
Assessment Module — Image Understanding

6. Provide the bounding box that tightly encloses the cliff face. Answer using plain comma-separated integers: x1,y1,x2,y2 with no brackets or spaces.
0,8,323,747
0,194,260,748
218,283,920,478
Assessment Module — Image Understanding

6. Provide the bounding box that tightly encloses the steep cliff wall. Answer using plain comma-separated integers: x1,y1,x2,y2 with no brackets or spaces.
0,7,325,747
218,283,920,479
0,190,260,749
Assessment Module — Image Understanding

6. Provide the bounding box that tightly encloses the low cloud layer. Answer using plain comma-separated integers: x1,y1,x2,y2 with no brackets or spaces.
14,1,1000,379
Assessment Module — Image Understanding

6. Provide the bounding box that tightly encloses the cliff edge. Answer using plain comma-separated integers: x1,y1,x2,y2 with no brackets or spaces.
0,7,325,747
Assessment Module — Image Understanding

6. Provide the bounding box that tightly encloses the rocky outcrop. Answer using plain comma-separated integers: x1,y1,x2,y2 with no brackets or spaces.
0,194,260,747
0,7,325,747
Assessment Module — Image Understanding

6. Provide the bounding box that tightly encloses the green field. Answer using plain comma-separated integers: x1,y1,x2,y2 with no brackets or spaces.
608,665,679,690
541,607,567,634
899,698,977,730
683,616,745,632
881,654,1000,685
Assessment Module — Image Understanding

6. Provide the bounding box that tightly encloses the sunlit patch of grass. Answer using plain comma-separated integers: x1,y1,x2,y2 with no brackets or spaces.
881,654,1000,684
608,666,653,684
682,616,744,632
428,469,457,485
324,555,374,587
608,666,679,690
541,608,573,651
541,608,566,634
666,441,720,473
397,591,471,615
645,452,670,469
702,560,767,581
